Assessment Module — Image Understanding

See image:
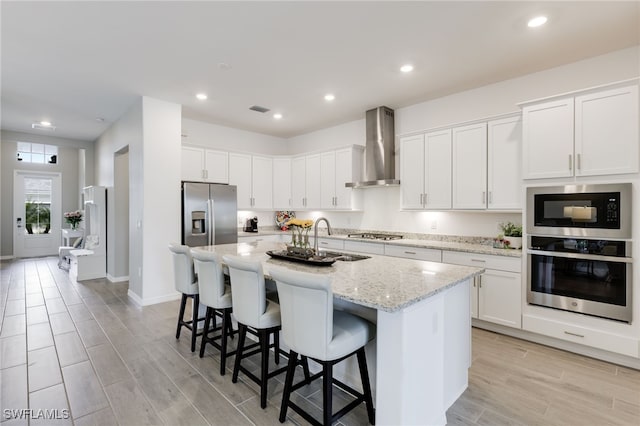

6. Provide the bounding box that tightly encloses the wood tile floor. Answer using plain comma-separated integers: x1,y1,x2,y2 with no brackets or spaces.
1,257,639,425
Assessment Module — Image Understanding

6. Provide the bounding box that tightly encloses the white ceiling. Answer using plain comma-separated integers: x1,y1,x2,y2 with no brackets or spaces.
2,1,639,142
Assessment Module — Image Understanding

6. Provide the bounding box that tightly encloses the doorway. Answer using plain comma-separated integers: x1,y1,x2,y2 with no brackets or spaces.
13,171,62,257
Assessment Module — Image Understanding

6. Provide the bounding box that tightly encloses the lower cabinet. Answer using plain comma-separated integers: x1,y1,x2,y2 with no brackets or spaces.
384,244,441,262
442,251,522,328
343,240,385,255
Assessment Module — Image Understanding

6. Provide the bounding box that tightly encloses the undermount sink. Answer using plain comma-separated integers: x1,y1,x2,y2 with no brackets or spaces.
317,251,371,262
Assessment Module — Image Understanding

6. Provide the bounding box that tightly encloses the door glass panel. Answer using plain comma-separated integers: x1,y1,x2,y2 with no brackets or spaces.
23,177,52,235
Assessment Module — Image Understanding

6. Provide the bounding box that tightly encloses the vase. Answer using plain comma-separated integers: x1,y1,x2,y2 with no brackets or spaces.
503,236,522,249
71,223,78,230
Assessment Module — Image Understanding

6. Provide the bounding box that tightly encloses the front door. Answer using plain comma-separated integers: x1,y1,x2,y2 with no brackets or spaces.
13,171,62,257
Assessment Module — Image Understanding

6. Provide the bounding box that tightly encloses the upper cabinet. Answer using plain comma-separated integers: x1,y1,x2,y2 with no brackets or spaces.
291,154,321,209
321,147,364,210
229,153,273,210
522,82,639,179
273,157,292,209
452,123,487,209
487,116,522,210
181,146,228,183
400,131,452,210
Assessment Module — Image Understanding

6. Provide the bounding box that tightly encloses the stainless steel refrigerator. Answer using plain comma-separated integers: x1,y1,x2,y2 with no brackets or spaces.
182,182,238,247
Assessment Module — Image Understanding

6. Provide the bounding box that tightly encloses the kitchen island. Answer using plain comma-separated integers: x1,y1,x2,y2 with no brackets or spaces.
197,240,483,425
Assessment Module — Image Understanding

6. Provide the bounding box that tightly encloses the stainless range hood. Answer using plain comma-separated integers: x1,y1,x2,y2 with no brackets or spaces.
346,106,400,188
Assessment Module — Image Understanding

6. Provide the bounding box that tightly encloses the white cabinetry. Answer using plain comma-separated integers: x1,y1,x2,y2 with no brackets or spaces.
344,240,385,255
384,244,441,262
229,153,273,210
452,123,487,209
312,237,345,251
321,147,363,210
292,154,321,210
522,83,638,179
487,116,522,210
273,157,292,209
400,131,452,210
181,146,228,183
442,251,521,328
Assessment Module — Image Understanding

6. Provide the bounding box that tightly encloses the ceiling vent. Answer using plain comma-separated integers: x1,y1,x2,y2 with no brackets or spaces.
31,123,56,131
249,105,270,113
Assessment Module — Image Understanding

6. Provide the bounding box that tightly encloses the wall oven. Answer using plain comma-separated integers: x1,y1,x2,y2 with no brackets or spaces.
526,184,632,322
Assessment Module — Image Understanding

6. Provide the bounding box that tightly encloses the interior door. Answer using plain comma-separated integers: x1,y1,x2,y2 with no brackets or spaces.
13,171,62,257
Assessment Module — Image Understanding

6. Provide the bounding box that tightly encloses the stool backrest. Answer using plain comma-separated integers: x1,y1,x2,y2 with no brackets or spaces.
222,255,267,327
168,243,197,294
191,249,227,309
269,268,333,360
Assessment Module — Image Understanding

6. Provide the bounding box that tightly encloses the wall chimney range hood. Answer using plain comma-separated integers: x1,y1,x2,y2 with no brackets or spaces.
346,106,400,188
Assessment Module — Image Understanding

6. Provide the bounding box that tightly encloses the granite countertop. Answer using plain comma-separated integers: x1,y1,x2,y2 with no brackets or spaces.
195,241,483,313
239,228,522,258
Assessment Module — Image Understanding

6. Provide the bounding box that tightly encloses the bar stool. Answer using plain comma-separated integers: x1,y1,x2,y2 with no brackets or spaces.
169,243,204,352
222,255,289,409
270,268,376,426
191,248,235,375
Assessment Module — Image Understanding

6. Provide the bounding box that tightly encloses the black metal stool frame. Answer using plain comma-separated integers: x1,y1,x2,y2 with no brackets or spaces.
199,306,236,375
175,293,206,352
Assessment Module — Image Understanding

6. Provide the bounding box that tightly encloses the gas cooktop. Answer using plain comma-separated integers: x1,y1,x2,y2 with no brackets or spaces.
347,233,403,241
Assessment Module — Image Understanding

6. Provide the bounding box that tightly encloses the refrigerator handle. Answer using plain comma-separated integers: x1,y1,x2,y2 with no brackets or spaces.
208,199,215,246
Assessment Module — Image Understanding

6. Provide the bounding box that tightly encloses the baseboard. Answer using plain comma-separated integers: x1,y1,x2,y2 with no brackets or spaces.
472,319,640,370
127,289,181,307
107,274,129,283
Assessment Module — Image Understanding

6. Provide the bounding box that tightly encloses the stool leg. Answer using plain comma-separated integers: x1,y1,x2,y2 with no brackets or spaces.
357,348,376,425
199,307,212,358
260,329,270,409
322,362,333,426
176,294,187,339
191,294,200,352
301,355,311,384
274,330,280,365
220,308,229,375
232,324,247,384
226,310,235,339
279,351,298,423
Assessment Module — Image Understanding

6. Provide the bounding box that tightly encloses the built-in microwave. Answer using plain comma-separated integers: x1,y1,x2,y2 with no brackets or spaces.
527,184,632,239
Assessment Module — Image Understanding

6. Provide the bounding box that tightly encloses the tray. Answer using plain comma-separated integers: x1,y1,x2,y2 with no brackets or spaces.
265,250,336,266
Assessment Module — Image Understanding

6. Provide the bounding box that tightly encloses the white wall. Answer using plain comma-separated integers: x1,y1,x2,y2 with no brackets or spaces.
286,119,365,155
181,118,288,155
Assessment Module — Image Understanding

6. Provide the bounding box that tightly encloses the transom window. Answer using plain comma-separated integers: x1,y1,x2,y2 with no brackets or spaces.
17,142,58,164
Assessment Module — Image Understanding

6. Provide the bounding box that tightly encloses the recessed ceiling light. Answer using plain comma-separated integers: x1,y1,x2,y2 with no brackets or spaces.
400,64,414,73
95,117,105,123
196,93,208,100
273,113,283,120
218,62,232,71
324,94,335,101
40,121,52,126
528,16,548,28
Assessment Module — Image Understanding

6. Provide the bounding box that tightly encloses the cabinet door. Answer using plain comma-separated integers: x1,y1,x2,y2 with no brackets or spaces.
400,135,425,209
291,156,306,209
425,129,452,209
478,270,522,328
273,157,292,209
320,151,336,209
334,148,356,209
487,116,522,210
204,150,229,183
575,85,639,176
305,154,322,209
181,146,204,181
228,153,252,209
522,98,574,179
252,155,273,209
453,123,487,209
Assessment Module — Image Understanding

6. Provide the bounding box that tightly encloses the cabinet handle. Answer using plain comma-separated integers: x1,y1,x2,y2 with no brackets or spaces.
320,241,328,245
289,198,292,206
420,193,423,206
482,191,486,204
577,153,581,170
424,193,428,205
478,275,482,288
489,191,493,204
569,154,573,171
471,259,485,263
564,331,584,338
404,251,416,255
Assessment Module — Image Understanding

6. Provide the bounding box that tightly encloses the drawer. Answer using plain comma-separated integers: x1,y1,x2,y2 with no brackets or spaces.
442,251,521,273
315,238,344,250
384,244,441,262
523,314,639,358
343,240,385,255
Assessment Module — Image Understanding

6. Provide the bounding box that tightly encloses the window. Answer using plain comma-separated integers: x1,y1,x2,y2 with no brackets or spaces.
23,177,52,234
17,142,58,164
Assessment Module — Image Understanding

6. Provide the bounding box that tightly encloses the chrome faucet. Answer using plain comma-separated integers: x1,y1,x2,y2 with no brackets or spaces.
313,217,333,254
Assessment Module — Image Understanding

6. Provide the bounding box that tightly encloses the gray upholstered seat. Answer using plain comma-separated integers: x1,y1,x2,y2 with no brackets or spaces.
169,243,203,352
270,267,375,426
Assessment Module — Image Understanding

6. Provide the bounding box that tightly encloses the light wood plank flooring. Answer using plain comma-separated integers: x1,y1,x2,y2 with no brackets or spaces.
1,257,639,425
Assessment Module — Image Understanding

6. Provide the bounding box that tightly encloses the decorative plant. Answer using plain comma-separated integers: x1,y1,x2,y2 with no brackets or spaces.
64,210,83,230
285,218,314,248
499,222,522,237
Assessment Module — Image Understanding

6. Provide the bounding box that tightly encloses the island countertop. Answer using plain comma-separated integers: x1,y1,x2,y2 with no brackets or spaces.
195,240,484,313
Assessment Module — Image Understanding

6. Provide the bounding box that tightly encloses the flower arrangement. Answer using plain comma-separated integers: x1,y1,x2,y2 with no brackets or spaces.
499,222,522,237
496,222,523,249
64,210,83,230
285,218,314,249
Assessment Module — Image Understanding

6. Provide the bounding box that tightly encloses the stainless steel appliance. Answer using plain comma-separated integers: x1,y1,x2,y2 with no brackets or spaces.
182,182,237,247
526,183,632,322
347,233,403,240
527,236,632,322
527,183,631,239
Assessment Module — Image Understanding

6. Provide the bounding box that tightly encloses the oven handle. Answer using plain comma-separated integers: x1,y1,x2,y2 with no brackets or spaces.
527,249,632,263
